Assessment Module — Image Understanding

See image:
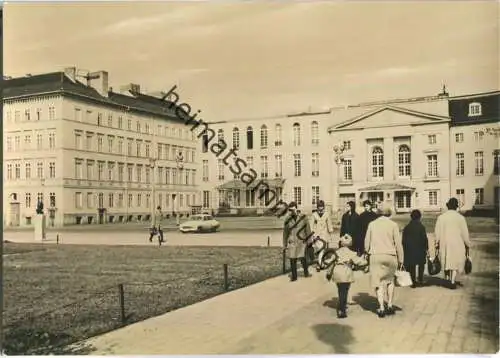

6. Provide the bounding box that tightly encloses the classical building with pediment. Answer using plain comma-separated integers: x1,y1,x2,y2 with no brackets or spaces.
200,90,499,216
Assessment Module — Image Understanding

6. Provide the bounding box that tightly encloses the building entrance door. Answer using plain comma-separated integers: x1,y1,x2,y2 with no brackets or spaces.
9,202,20,227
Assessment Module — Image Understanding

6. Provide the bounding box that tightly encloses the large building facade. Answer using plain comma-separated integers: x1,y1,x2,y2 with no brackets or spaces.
3,68,200,228
199,90,499,216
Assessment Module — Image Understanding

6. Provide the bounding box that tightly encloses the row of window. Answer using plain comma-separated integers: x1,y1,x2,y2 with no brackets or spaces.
455,151,500,176
4,106,56,122
74,131,195,162
202,153,322,181
6,161,56,181
23,192,57,209
74,107,194,141
74,191,197,210
5,132,56,152
74,160,197,186
455,131,488,143
204,121,321,152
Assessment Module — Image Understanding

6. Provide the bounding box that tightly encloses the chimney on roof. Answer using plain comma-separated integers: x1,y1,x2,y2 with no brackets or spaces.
64,67,77,82
87,70,109,98
120,83,141,95
438,84,449,98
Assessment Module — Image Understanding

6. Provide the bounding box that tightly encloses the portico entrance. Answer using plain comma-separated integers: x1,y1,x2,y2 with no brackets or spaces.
359,183,415,214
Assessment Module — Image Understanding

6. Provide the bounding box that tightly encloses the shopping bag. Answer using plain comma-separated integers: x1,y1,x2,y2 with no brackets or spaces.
427,253,441,276
395,266,413,287
464,257,472,275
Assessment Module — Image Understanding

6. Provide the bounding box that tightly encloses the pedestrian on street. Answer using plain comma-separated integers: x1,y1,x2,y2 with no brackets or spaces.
310,200,334,271
326,233,368,319
283,201,312,282
402,209,429,288
433,197,471,289
357,200,379,256
340,200,361,304
365,203,403,318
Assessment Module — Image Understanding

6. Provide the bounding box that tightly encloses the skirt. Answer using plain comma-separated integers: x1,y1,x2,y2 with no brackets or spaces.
370,254,398,288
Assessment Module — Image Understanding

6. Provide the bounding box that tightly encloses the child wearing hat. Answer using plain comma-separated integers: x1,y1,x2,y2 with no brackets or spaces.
326,234,368,318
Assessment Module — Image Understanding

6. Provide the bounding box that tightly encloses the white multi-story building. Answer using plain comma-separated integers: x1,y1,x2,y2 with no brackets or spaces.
199,90,499,216
448,91,500,212
3,68,200,227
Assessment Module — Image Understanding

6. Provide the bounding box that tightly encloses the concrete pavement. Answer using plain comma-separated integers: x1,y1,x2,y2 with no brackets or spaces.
75,236,498,354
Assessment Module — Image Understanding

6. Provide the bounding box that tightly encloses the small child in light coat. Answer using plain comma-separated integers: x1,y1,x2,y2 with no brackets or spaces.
326,234,368,318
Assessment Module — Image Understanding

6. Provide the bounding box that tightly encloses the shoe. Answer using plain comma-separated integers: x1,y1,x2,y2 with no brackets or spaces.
376,309,386,318
385,306,396,315
411,284,417,288
316,267,321,272
337,309,347,319
304,273,312,278
449,282,457,290
290,277,297,282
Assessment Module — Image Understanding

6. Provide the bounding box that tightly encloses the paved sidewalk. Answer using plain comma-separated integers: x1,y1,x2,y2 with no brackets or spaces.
76,236,499,354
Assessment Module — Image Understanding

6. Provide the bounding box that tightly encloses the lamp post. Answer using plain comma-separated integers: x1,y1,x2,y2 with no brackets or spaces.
149,157,157,228
175,150,184,226
333,142,346,222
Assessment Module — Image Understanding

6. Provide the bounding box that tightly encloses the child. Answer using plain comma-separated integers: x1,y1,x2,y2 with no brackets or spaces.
326,234,368,318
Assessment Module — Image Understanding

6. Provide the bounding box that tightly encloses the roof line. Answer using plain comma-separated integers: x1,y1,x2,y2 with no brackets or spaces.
448,90,500,100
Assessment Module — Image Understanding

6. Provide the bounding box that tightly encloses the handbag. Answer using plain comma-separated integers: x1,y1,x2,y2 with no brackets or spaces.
427,250,441,276
395,265,413,287
464,247,472,275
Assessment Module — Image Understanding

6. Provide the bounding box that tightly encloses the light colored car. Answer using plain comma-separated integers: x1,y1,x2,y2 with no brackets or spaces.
179,214,220,233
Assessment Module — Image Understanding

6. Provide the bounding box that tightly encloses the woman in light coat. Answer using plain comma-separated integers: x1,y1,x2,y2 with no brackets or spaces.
434,197,471,289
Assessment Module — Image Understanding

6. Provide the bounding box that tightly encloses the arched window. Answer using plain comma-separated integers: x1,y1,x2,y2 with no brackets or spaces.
398,145,411,177
372,146,384,178
293,123,301,146
232,127,240,149
311,121,319,145
275,124,282,146
247,126,253,150
260,125,268,148
217,129,224,143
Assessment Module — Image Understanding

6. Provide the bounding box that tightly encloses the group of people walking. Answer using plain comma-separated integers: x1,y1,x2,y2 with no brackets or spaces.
282,197,472,319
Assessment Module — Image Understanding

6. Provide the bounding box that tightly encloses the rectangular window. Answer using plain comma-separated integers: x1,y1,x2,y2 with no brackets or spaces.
473,131,484,142
343,141,351,150
293,186,302,206
275,154,282,177
474,151,484,175
218,159,224,181
312,186,320,206
456,153,465,176
312,153,320,177
427,154,438,177
343,159,352,180
260,155,268,178
456,189,465,208
494,150,500,176
25,162,31,179
474,188,484,205
294,154,301,177
75,192,83,209
428,190,438,206
428,134,437,145
203,191,211,209
455,133,463,143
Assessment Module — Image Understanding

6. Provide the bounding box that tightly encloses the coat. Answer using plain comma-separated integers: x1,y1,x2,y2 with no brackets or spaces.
340,211,360,246
365,216,403,261
328,246,368,283
357,210,379,253
434,209,471,272
402,220,429,266
283,213,313,259
310,211,334,243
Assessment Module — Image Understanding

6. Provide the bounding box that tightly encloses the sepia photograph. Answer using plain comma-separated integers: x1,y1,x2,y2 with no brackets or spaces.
2,0,499,355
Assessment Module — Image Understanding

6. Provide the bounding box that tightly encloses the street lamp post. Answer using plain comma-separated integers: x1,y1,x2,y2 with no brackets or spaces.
149,157,157,229
333,142,346,222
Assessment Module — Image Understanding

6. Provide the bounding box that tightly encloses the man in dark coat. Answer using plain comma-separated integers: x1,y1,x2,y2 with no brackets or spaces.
356,200,378,256
340,201,360,247
402,209,429,287
283,201,313,282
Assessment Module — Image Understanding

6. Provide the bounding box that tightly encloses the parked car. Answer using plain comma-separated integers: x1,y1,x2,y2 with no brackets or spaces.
179,214,220,233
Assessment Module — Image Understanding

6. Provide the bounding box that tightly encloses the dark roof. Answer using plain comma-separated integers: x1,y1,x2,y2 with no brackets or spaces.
3,72,186,123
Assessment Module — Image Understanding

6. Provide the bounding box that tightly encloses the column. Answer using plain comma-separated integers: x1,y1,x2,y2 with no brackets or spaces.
384,137,394,181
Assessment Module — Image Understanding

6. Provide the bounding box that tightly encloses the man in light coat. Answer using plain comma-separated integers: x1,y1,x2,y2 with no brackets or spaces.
434,197,471,289
283,201,313,282
310,200,334,271
365,203,403,318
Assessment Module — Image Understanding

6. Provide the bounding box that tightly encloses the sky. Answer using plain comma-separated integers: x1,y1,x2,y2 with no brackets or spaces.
4,1,499,121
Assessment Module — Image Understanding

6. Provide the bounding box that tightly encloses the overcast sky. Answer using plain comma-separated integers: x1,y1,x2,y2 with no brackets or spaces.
4,1,499,121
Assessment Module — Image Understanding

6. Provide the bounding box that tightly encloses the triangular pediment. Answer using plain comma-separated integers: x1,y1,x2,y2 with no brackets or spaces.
331,105,450,131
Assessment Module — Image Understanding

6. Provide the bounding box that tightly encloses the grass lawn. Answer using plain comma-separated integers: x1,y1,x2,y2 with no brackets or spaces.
3,243,286,355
